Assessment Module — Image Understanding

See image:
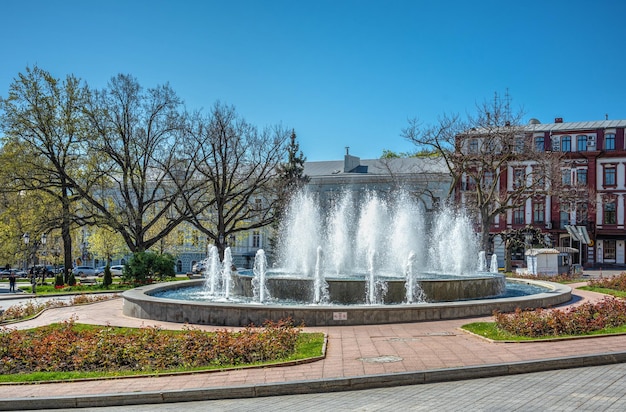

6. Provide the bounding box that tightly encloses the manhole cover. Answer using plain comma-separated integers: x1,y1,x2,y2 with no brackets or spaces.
388,337,422,342
425,332,455,336
358,355,403,363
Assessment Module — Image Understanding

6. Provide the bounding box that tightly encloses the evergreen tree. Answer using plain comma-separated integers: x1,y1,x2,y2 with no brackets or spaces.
276,129,308,207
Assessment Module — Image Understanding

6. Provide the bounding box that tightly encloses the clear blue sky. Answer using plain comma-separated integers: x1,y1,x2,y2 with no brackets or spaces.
2,0,625,161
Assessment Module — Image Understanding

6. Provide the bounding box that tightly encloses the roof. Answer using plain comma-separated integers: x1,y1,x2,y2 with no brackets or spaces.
303,156,448,178
525,119,626,133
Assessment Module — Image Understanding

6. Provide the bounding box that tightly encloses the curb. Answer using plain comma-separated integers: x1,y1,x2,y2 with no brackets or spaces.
2,351,626,410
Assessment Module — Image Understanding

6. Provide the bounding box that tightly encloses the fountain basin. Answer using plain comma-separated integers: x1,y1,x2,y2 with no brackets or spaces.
122,278,572,327
233,272,507,303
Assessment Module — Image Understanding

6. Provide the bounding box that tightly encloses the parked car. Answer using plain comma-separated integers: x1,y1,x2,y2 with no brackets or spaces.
0,268,27,278
73,266,96,276
32,265,60,276
192,259,208,273
109,265,124,277
45,265,63,275
95,266,106,276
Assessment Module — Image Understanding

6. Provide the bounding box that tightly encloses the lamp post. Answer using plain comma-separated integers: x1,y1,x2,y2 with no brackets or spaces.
52,237,61,278
22,233,29,271
40,233,47,283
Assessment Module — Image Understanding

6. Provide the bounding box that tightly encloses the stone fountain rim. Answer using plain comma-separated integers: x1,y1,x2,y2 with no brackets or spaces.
123,277,570,310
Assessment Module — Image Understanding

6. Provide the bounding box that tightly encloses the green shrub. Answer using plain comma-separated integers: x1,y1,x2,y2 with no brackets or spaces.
102,265,112,287
67,272,76,286
124,251,175,284
54,274,64,287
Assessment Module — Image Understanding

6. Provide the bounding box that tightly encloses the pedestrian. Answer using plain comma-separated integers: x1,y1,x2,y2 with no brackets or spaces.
30,271,37,294
8,272,16,293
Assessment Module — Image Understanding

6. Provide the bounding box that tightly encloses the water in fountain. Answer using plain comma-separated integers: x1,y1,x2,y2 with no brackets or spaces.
252,249,270,303
405,251,425,303
222,247,233,299
278,189,479,279
478,251,487,272
490,254,499,273
313,246,329,304
204,245,221,295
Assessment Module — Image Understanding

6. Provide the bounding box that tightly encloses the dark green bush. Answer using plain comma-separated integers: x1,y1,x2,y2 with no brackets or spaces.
102,265,112,287
124,251,175,284
54,274,64,287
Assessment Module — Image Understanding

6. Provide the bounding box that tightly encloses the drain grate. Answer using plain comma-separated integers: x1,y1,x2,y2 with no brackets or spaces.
358,355,403,363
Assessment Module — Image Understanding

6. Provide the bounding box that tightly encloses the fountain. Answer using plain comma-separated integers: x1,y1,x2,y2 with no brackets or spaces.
252,249,269,303
123,189,572,326
490,254,499,274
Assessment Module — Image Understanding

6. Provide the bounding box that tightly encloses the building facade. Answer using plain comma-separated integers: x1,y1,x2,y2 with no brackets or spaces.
459,118,626,268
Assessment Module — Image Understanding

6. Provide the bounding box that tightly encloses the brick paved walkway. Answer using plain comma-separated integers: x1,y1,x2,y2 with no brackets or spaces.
1,282,625,404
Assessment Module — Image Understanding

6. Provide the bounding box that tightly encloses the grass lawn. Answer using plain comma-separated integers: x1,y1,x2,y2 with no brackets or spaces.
462,321,626,342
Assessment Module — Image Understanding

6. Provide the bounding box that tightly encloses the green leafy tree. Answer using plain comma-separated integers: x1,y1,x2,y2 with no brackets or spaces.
0,66,92,274
87,227,128,265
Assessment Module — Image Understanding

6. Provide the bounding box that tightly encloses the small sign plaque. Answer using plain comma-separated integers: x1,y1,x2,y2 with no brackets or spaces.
333,312,348,320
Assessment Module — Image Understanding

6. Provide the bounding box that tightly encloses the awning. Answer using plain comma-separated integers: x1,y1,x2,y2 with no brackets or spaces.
554,246,579,254
564,225,591,245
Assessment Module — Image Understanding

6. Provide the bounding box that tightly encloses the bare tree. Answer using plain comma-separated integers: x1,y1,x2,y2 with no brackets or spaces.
402,94,570,252
80,74,195,252
186,102,289,258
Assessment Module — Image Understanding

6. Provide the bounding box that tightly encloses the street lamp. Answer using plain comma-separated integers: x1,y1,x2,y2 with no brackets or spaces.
40,233,47,282
22,233,29,271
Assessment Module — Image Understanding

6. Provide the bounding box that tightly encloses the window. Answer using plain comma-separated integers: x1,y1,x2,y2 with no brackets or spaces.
482,171,494,189
465,176,476,191
604,165,616,186
513,168,525,189
604,240,616,260
561,135,571,152
533,201,545,223
514,136,524,153
561,169,571,186
605,133,616,151
576,202,588,225
604,201,616,224
513,206,524,224
534,136,544,151
577,135,587,151
560,205,570,228
576,169,587,185
469,139,478,153
252,230,261,248
255,198,262,211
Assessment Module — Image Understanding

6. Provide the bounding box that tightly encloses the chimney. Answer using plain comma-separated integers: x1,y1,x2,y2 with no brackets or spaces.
344,153,360,173
555,117,563,123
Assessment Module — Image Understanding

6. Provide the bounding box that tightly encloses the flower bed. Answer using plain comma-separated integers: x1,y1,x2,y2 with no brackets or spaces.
0,317,301,375
494,297,626,337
